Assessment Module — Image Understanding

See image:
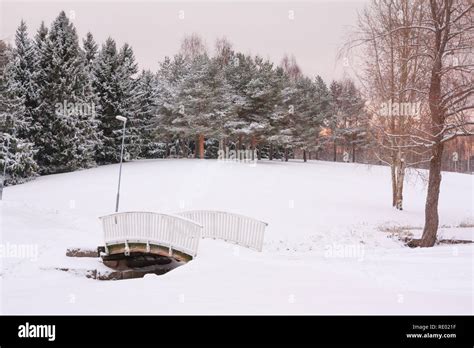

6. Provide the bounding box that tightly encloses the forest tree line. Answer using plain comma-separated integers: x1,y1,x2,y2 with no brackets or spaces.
0,11,369,185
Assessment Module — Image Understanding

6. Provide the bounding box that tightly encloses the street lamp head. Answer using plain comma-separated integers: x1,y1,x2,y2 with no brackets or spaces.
115,115,127,123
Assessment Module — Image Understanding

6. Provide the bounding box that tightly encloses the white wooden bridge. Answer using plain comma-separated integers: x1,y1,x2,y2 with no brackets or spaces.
99,210,268,261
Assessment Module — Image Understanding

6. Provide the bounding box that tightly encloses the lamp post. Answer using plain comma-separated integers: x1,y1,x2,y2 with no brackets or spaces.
0,135,10,201
115,115,127,212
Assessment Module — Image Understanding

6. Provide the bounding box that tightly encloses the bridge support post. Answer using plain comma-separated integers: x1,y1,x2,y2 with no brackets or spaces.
124,241,130,256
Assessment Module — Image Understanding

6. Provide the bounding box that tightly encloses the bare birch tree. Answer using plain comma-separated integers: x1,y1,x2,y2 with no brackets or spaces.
344,0,432,210
345,0,473,246
412,0,473,246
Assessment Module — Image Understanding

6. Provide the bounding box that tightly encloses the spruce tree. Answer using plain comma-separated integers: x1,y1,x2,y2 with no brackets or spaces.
246,57,283,156
8,20,36,139
30,21,50,152
92,37,121,163
177,54,214,153
117,43,139,159
83,32,98,68
223,53,255,148
339,79,368,162
0,40,39,185
32,11,97,173
135,70,158,158
81,32,103,164
93,39,138,162
154,54,191,157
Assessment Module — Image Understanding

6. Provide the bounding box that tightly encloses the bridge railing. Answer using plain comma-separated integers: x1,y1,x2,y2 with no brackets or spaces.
99,212,203,257
178,210,268,251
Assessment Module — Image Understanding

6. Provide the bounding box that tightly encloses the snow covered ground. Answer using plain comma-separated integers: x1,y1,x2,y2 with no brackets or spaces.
1,159,473,314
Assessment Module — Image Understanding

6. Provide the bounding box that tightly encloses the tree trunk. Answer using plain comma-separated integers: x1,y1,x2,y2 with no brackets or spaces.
395,159,405,210
218,138,224,153
333,141,337,161
303,149,307,162
194,136,199,158
284,148,289,162
237,134,242,151
251,135,256,161
198,134,204,159
183,138,189,158
391,152,397,207
269,143,273,161
418,143,444,247
176,139,181,159
416,22,445,248
352,143,356,163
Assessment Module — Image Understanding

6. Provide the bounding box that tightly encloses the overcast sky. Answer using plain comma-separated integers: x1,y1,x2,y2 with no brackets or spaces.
1,0,367,82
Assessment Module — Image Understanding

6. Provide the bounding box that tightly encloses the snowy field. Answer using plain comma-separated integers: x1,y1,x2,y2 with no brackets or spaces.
1,159,473,314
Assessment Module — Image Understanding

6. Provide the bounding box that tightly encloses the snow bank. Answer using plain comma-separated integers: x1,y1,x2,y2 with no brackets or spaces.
1,159,472,314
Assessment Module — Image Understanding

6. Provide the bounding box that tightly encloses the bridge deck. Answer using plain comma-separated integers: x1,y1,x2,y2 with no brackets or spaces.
99,210,268,260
